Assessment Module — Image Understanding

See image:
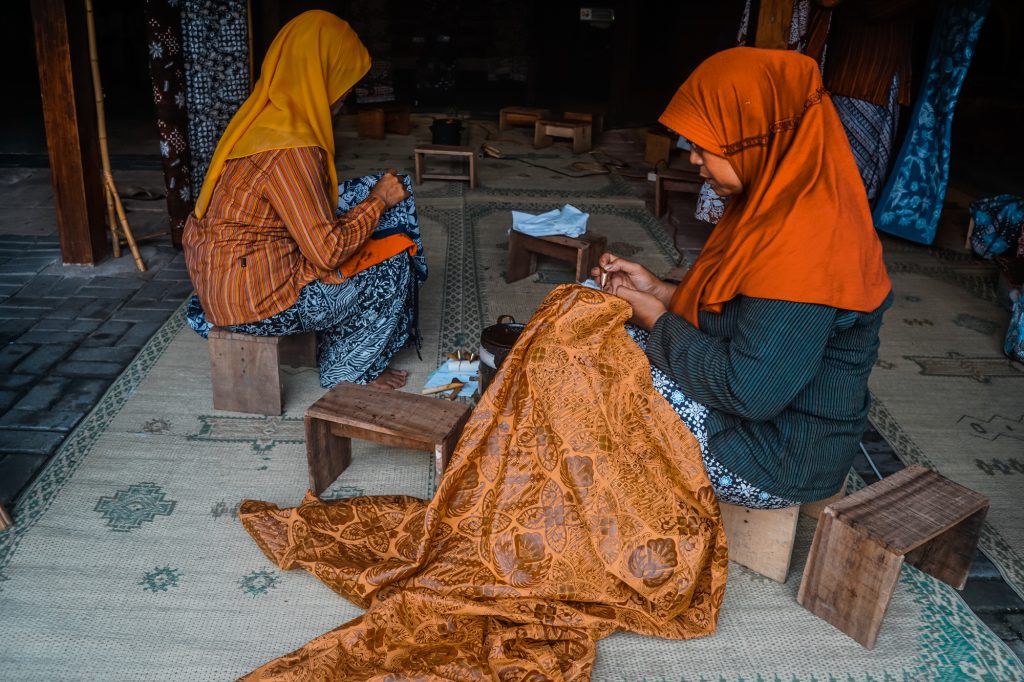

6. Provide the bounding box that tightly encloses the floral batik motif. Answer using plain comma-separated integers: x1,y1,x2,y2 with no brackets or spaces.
144,0,194,245
237,286,729,680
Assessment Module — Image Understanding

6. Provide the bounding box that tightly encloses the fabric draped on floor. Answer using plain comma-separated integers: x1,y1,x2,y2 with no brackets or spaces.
238,284,729,680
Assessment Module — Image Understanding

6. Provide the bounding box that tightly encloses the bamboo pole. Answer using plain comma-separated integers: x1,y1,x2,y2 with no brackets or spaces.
85,0,146,271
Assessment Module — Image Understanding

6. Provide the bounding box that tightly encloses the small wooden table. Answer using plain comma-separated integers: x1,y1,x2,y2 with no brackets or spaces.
506,230,607,283
305,383,472,495
654,168,703,218
534,119,592,154
499,106,550,130
207,329,317,416
414,144,476,189
798,465,988,649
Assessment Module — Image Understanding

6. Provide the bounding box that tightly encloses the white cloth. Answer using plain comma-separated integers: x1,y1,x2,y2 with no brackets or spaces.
511,204,589,238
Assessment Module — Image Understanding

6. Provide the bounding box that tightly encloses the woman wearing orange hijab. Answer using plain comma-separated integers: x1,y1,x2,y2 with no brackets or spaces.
182,11,418,389
596,47,893,507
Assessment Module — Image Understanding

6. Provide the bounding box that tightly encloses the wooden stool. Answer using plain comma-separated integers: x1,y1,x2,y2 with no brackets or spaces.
798,465,988,649
499,106,550,130
357,105,411,139
414,145,476,189
654,169,703,218
304,383,472,495
645,130,676,165
506,230,607,283
720,481,846,583
208,329,317,416
534,119,592,154
0,503,12,530
564,110,604,137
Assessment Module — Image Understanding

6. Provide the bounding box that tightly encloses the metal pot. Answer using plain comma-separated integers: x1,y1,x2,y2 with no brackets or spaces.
478,314,525,394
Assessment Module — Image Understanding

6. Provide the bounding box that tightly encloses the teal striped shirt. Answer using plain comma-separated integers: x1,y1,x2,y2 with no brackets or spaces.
645,292,892,502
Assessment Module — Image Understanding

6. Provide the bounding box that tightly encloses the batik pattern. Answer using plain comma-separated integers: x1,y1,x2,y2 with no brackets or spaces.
968,194,1024,259
237,286,728,680
181,0,250,192
144,0,194,245
694,182,728,224
628,326,798,510
872,0,991,244
832,75,900,204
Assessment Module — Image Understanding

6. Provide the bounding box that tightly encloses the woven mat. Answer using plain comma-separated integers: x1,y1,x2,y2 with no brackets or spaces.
869,238,1024,601
1,177,1021,679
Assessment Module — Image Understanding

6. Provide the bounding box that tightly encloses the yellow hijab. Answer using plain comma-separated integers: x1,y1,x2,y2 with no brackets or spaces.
194,11,371,218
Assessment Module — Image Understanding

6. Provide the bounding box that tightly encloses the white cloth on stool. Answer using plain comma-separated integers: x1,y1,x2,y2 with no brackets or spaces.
511,204,588,238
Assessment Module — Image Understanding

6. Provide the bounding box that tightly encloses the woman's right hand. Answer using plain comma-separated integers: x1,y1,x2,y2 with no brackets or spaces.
369,170,410,209
592,253,675,306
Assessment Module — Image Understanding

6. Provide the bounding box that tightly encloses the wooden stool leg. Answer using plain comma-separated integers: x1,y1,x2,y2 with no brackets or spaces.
414,152,423,185
506,231,536,283
655,175,667,218
573,124,592,154
305,416,353,496
469,153,476,190
0,503,13,530
574,245,589,282
208,333,282,415
797,511,904,649
719,503,799,583
534,122,552,149
499,110,509,131
279,331,317,368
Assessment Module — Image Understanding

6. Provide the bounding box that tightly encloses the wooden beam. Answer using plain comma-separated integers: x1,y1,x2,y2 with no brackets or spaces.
31,0,106,265
755,0,794,50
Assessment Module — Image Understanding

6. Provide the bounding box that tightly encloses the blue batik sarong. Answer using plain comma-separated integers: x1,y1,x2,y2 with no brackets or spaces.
872,0,990,244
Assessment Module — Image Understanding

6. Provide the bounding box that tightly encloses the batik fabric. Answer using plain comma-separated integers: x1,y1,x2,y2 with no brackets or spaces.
832,75,901,203
237,285,728,680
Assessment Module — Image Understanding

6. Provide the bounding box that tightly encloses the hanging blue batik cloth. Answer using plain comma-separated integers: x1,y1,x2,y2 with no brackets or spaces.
872,0,990,244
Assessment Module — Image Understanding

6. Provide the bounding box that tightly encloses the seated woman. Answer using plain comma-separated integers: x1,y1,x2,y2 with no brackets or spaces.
597,46,893,508
183,11,417,390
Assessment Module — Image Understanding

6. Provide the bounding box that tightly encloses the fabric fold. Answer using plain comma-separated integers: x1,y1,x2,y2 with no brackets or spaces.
239,284,728,680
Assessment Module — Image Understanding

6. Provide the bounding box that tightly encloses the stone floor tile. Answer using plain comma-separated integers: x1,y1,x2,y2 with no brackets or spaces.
78,321,133,347
1007,613,1024,636
40,277,86,298
979,612,1017,640
0,429,64,456
0,305,54,318
0,452,47,503
0,343,34,372
970,550,1009,580
0,373,36,391
15,329,89,345
67,346,139,365
0,409,85,432
111,307,177,323
959,578,1024,613
12,343,74,375
75,286,135,301
51,360,126,378
0,318,35,343
0,388,18,412
50,377,112,413
29,318,102,333
1006,637,1024,663
10,376,70,412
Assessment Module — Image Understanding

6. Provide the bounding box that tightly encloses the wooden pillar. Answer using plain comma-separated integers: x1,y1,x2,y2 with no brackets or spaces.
754,0,795,50
31,0,106,265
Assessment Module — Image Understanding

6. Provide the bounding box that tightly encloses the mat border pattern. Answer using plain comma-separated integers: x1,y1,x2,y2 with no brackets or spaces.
870,395,1024,602
0,301,189,584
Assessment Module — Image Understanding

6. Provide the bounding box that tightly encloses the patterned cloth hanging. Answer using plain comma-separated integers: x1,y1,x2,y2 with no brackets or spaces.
181,0,251,193
872,0,991,244
144,0,194,246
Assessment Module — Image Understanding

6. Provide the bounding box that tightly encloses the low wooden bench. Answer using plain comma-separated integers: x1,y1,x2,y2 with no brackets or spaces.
357,104,412,139
534,119,592,154
414,144,476,189
654,168,704,218
208,328,317,416
305,383,472,495
506,230,607,283
798,465,988,649
720,480,846,583
564,110,604,138
499,106,550,131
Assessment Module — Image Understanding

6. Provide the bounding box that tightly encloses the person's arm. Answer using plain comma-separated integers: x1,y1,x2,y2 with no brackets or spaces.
645,297,837,421
262,147,384,272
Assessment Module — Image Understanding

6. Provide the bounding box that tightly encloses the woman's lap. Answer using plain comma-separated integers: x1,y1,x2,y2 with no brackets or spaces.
185,253,413,386
627,325,797,510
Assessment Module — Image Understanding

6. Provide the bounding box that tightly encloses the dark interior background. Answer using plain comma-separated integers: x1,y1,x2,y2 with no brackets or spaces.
3,0,1023,191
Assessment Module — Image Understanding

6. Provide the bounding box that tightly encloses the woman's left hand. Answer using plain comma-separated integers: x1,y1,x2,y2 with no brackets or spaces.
611,285,668,331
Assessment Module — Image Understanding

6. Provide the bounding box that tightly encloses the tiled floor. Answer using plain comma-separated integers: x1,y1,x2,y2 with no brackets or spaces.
0,127,1020,661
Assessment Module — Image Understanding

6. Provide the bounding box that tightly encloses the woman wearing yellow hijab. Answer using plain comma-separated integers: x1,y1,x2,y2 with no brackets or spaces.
183,11,418,390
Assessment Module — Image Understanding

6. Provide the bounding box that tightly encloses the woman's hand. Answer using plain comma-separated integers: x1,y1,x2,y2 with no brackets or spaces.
369,170,410,209
613,285,668,331
591,253,675,306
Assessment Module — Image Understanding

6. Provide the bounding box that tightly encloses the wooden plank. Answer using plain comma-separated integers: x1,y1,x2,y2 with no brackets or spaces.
420,173,472,182
827,465,988,555
357,108,385,139
719,503,799,583
797,509,904,649
278,331,317,368
208,329,282,415
754,0,794,50
800,475,848,521
414,144,474,156
306,416,351,496
31,0,106,265
506,230,537,282
645,131,674,166
904,506,986,589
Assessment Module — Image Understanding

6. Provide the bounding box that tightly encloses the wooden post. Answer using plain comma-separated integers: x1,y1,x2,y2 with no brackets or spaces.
31,0,106,265
754,0,794,50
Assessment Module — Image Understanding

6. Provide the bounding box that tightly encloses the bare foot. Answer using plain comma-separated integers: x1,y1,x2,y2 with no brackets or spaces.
368,368,408,390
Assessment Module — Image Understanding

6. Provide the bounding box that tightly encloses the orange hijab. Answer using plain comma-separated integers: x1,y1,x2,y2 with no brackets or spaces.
194,11,370,218
658,47,890,327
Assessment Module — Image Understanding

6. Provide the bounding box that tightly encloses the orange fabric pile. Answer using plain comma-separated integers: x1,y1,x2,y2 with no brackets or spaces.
239,285,728,680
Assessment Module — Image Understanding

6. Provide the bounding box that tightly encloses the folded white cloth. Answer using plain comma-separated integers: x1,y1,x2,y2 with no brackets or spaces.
511,204,589,238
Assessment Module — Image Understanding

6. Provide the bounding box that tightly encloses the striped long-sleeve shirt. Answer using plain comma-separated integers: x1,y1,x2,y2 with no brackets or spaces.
646,293,892,502
182,146,384,326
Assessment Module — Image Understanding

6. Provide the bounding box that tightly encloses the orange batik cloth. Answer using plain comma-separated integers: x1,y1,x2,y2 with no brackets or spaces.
239,285,728,680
